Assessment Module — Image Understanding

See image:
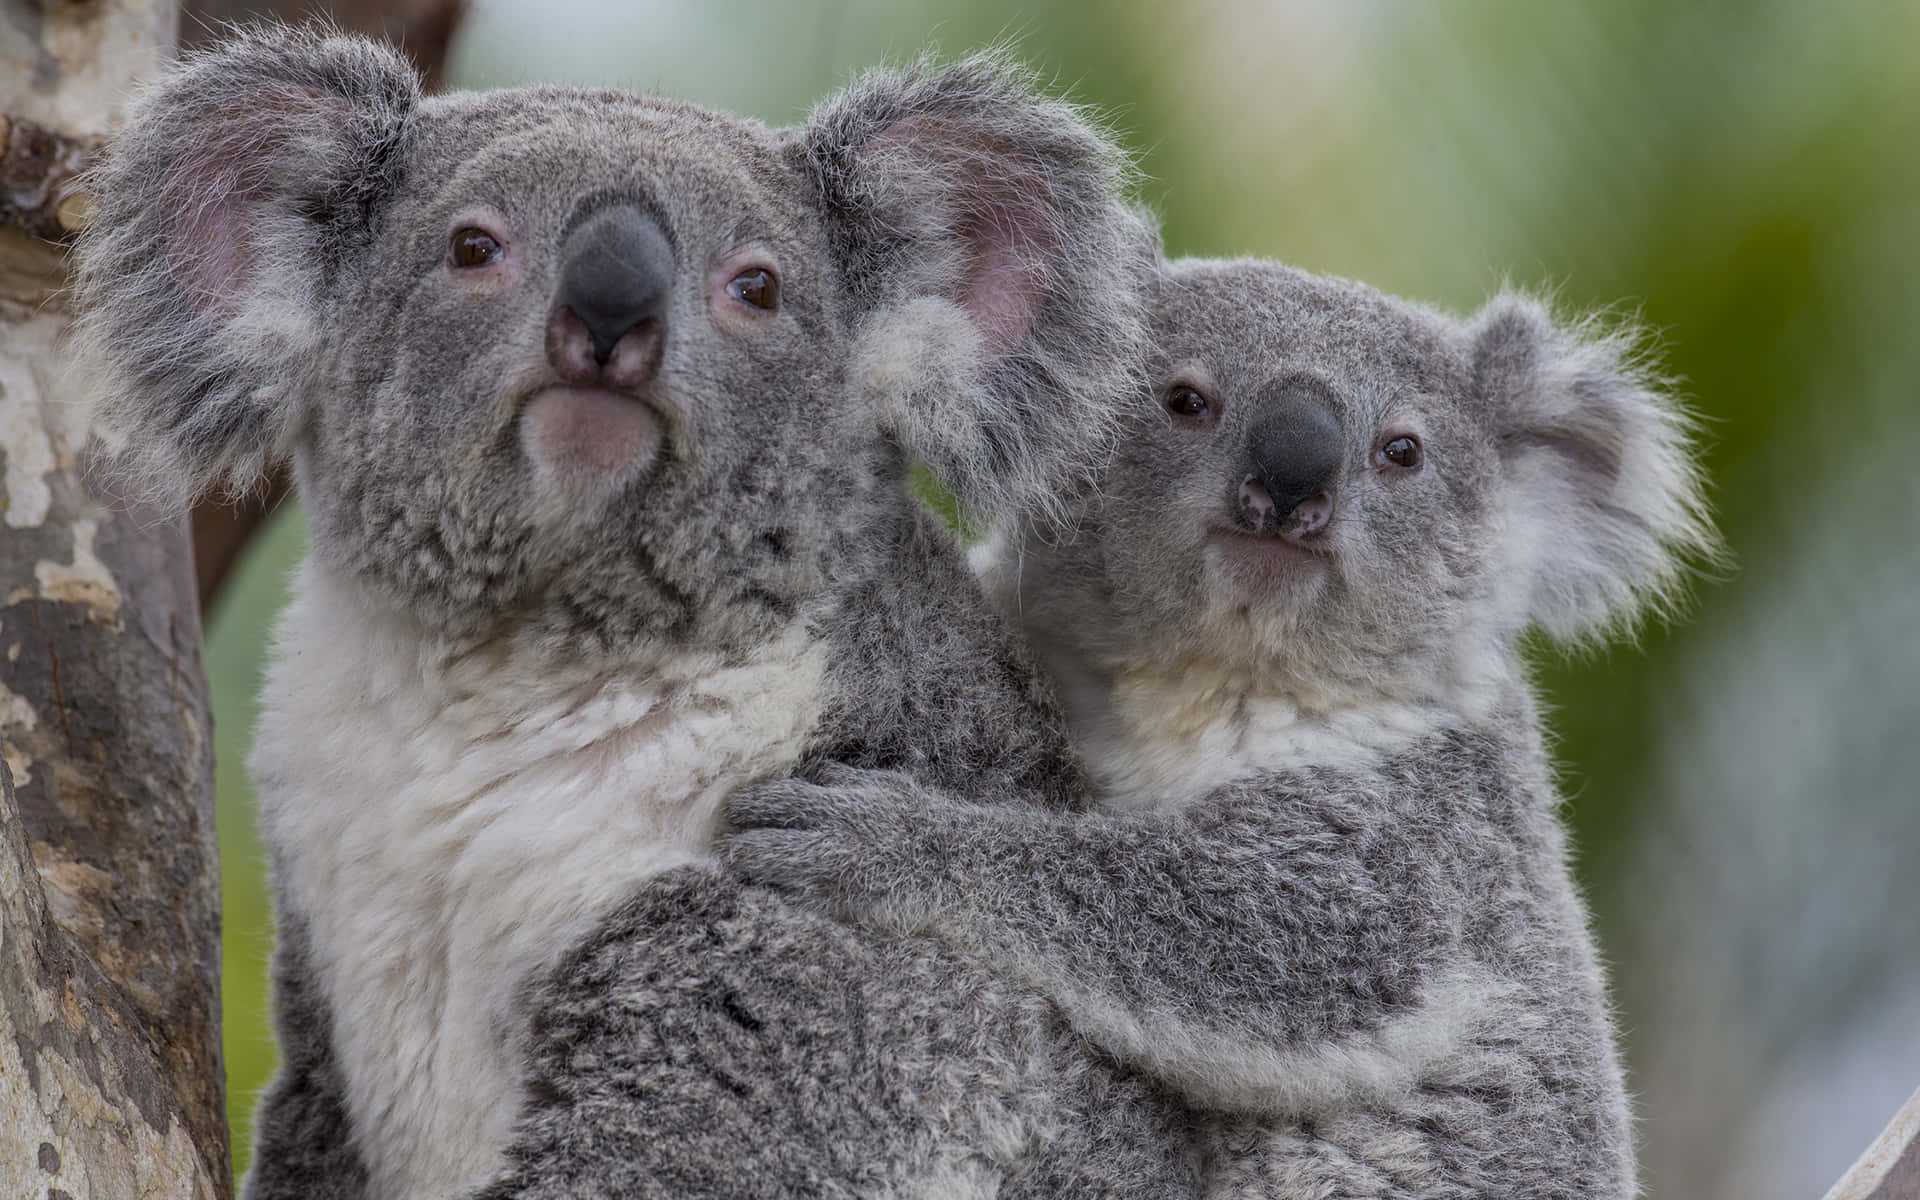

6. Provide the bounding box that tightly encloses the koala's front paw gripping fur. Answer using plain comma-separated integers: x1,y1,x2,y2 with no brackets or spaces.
732,748,1483,1121
723,764,965,932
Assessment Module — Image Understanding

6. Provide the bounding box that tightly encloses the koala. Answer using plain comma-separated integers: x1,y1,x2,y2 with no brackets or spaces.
73,26,1186,1200
722,257,1719,1198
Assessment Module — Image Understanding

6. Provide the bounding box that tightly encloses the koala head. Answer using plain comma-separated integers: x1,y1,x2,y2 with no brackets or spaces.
75,27,1151,655
990,258,1718,710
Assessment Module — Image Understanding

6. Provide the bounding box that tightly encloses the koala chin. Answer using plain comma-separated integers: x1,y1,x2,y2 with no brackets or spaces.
74,25,1169,1200
726,258,1720,1199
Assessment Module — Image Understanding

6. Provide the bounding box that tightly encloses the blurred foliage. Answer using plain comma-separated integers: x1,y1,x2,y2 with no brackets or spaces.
206,1,1919,1193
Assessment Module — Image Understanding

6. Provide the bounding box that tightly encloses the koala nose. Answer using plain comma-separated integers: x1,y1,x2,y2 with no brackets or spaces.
1236,380,1343,540
553,205,673,365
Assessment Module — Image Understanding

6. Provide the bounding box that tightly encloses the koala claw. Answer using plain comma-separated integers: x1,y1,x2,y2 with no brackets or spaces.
724,779,830,833
717,826,839,892
721,769,944,925
727,767,920,836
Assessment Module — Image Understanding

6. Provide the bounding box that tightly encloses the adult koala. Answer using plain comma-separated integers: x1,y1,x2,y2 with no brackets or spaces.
74,27,1173,1200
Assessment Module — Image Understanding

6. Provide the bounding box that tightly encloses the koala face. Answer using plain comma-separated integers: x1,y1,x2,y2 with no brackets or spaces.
1006,258,1715,706
301,92,865,652
77,29,1153,656
1101,261,1497,691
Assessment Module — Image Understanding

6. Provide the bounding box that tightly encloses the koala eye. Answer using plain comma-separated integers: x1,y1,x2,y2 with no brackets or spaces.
449,227,503,269
1376,435,1422,470
1165,385,1210,419
727,267,780,311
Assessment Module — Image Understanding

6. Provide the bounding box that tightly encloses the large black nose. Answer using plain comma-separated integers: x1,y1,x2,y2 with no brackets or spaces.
555,205,673,363
1237,378,1343,537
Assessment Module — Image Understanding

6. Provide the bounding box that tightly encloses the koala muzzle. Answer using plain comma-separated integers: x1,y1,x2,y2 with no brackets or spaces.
524,206,676,510
1236,380,1342,543
549,205,673,379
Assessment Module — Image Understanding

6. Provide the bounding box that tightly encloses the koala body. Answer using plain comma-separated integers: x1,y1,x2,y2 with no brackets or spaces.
727,257,1718,1197
251,575,829,1196
75,28,1174,1200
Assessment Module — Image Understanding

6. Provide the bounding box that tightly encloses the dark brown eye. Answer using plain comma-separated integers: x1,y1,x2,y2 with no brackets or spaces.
1378,435,1422,470
450,227,502,268
1166,385,1209,419
728,267,779,311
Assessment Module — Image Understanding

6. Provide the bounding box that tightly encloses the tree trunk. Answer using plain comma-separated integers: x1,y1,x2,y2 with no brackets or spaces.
0,2,228,1197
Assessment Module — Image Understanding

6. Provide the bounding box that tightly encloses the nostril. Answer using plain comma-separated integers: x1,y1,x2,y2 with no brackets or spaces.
546,305,600,383
546,305,665,390
1280,491,1332,541
555,204,673,365
1236,476,1334,543
1237,475,1278,535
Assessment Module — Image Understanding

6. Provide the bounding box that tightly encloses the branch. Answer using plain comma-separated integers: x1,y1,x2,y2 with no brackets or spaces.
0,111,100,243
1822,1087,1920,1200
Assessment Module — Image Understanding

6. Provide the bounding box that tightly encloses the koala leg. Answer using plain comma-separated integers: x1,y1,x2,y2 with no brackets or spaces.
475,866,1197,1199
1195,1042,1633,1200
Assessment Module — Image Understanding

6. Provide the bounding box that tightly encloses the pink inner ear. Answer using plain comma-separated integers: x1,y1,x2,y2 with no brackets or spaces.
961,191,1053,357
877,116,1059,359
173,174,255,311
166,87,346,316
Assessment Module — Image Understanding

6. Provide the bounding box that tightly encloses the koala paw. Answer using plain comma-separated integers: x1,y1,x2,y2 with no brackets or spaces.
720,765,944,929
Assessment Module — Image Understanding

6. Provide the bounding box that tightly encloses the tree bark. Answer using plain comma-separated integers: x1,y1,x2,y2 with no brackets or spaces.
1,2,228,1197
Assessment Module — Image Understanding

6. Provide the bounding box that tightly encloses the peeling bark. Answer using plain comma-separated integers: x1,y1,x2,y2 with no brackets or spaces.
0,111,100,243
2,759,218,1200
1,2,228,1197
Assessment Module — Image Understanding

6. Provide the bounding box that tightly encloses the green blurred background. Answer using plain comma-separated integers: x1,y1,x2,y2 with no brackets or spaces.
204,2,1920,1195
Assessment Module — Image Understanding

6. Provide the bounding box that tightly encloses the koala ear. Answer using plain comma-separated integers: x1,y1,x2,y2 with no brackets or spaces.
72,26,419,506
1469,293,1719,643
795,52,1156,523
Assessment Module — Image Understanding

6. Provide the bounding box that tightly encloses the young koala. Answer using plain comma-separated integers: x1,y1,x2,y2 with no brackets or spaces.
724,257,1718,1197
74,27,1173,1200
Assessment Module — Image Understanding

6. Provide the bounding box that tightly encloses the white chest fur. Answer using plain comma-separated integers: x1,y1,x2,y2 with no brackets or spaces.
1066,657,1462,814
251,563,828,1200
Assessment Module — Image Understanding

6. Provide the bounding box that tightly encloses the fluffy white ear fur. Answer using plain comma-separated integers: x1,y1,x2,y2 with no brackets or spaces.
71,27,419,509
1470,293,1720,644
849,295,1101,530
798,53,1155,525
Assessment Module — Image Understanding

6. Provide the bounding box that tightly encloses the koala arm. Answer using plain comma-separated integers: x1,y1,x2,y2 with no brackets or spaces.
723,740,1503,1116
240,908,371,1200
807,502,1091,811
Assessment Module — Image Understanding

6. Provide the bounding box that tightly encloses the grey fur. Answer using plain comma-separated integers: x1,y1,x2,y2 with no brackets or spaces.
475,868,1201,1199
724,258,1721,1197
73,25,1174,1199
